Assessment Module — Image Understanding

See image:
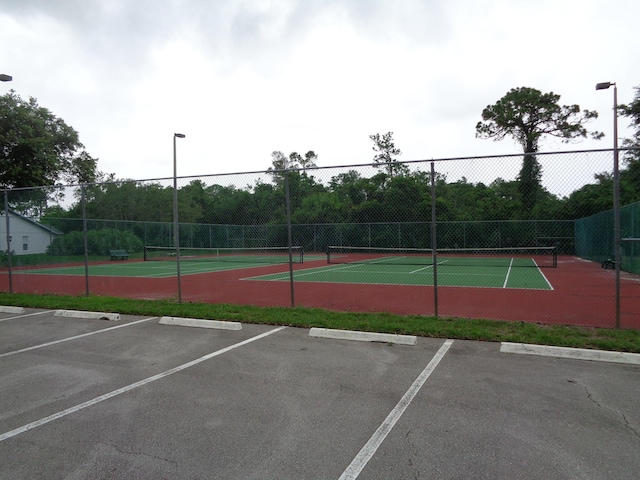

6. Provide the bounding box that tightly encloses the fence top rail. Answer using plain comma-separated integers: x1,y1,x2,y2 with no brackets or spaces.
42,218,577,227
2,147,638,194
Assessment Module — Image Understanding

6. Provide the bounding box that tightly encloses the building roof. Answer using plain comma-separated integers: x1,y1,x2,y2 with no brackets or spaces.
0,210,63,235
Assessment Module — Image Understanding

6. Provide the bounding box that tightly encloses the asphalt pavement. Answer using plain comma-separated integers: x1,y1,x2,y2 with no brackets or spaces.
0,308,638,479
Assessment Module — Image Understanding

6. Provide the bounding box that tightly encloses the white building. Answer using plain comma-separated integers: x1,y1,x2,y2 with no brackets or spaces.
0,210,62,255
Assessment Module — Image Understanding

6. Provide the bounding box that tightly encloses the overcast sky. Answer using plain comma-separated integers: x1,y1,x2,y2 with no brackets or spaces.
1,0,639,191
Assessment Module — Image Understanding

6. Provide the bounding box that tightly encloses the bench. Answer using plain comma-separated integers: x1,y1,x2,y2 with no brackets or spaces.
110,249,130,261
601,259,615,269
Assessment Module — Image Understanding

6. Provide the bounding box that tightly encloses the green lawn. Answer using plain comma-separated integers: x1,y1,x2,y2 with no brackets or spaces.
1,293,638,353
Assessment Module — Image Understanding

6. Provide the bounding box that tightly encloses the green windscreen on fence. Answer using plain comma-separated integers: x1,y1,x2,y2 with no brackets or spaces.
575,201,640,275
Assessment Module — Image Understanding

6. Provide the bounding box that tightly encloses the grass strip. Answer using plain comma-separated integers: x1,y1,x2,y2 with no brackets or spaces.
0,293,639,353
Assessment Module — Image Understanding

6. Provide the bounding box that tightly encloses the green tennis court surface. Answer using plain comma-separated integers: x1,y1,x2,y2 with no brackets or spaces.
18,251,554,290
16,260,291,278
17,245,317,278
246,261,554,289
17,252,327,278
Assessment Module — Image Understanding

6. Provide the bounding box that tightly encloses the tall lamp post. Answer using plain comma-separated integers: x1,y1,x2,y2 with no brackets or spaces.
173,133,186,302
2,74,13,291
595,81,620,329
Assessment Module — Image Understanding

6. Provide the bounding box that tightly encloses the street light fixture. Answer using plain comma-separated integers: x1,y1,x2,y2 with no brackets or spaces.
0,74,12,82
173,133,186,302
595,81,620,329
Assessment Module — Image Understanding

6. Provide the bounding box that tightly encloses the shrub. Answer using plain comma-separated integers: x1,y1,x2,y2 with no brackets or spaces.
48,229,143,256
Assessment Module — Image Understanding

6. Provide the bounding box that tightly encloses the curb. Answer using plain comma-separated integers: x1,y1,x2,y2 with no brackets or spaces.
0,306,25,314
54,310,121,321
500,342,640,365
159,316,242,330
309,327,417,346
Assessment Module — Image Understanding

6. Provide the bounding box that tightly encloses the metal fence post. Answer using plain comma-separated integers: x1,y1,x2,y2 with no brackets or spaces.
285,167,295,307
81,184,90,295
173,133,185,303
431,162,438,318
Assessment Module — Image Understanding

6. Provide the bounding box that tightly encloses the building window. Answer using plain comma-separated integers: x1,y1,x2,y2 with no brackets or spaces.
22,236,28,251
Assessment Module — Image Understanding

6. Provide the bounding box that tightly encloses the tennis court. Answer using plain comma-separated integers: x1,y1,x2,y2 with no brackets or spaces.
247,246,555,290
19,259,281,278
17,246,554,290
247,261,553,289
17,246,316,278
6,245,640,329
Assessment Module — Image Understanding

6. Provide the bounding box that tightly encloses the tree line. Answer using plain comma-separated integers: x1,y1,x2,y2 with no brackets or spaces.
34,153,638,236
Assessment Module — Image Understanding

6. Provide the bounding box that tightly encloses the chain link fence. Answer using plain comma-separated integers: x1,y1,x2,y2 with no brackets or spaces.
1,149,639,328
576,201,640,274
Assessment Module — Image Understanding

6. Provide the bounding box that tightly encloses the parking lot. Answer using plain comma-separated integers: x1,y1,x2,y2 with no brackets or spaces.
1,308,638,479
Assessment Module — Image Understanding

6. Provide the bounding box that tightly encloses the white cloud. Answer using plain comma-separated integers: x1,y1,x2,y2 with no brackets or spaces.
1,0,638,189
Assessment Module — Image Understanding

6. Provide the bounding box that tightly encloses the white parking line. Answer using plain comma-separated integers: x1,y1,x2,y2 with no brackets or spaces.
0,325,287,442
0,310,54,323
339,339,454,480
0,317,156,358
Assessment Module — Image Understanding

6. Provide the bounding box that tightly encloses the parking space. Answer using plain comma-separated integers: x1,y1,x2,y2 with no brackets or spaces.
0,309,638,479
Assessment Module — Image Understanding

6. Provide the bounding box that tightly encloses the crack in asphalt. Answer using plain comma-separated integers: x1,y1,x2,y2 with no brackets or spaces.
405,427,424,480
583,386,640,439
102,442,179,470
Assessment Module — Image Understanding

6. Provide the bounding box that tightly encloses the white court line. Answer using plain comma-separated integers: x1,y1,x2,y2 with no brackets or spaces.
339,339,454,480
0,325,287,442
245,262,359,281
0,310,54,323
0,317,156,358
534,260,555,290
409,264,433,274
502,258,514,288
410,259,449,274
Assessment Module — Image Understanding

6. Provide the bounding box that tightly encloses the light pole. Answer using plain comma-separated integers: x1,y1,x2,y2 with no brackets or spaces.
173,133,186,302
284,157,295,307
2,73,13,291
595,81,620,329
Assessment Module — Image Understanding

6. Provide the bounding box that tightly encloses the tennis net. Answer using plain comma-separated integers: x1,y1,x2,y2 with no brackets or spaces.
326,245,557,268
144,245,304,264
